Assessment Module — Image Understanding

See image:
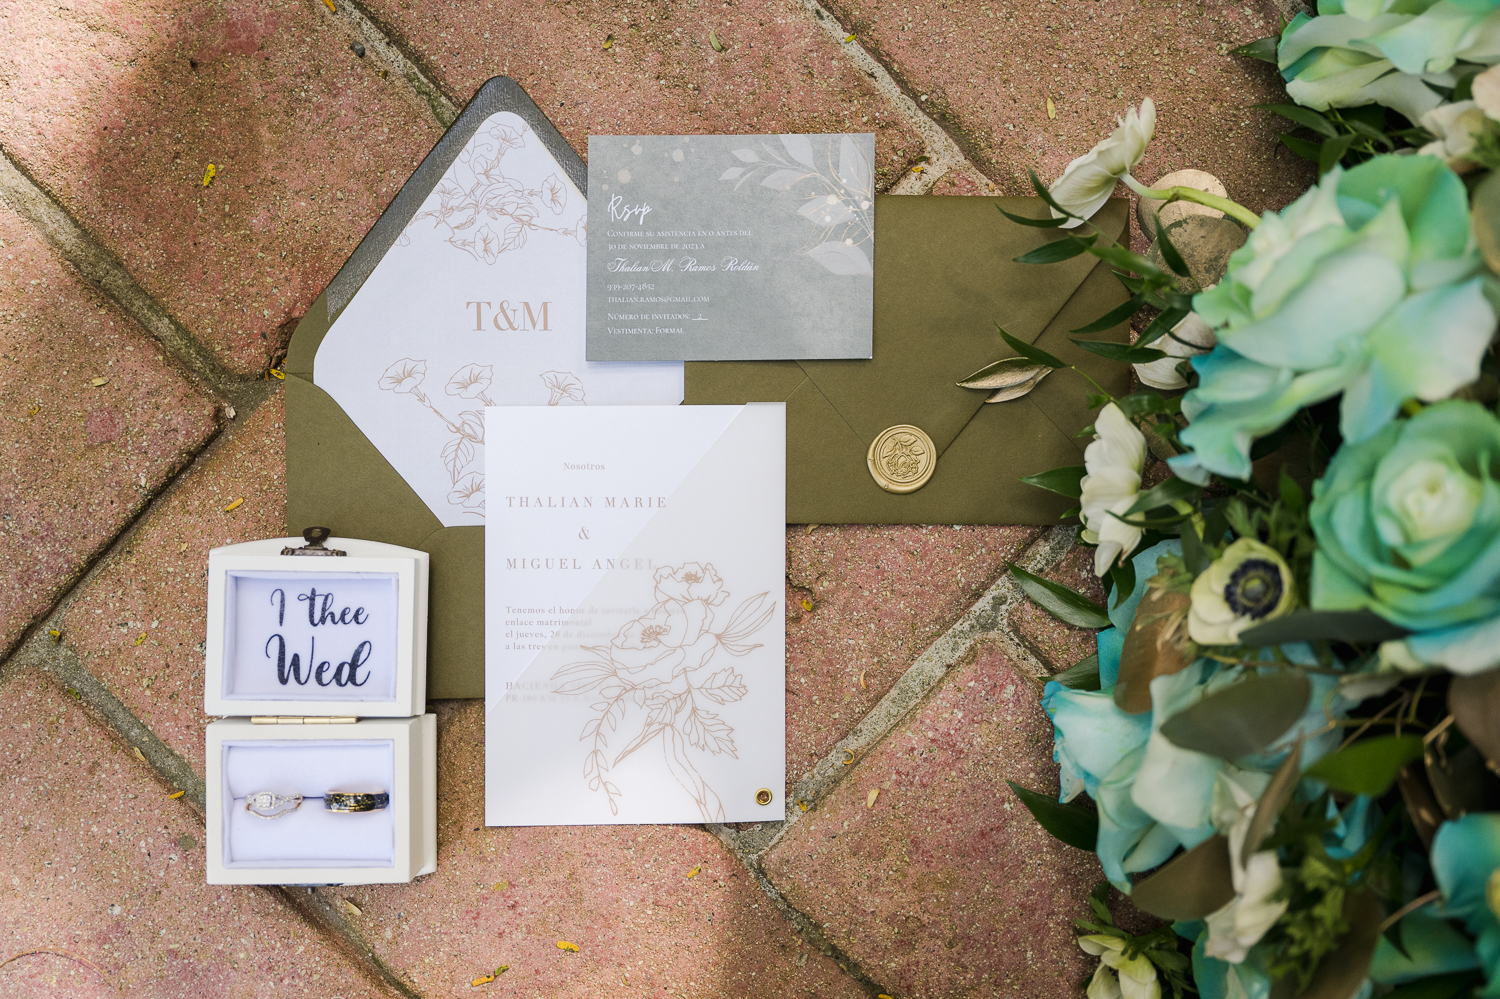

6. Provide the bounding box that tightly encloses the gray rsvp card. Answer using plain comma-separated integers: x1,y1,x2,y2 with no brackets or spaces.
585,134,875,361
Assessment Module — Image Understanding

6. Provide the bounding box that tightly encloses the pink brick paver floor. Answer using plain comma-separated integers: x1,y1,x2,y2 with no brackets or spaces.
0,0,1308,994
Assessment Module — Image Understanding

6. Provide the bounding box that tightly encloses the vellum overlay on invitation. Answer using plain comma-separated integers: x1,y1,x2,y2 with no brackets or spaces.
585,134,875,361
314,112,684,528
484,405,785,826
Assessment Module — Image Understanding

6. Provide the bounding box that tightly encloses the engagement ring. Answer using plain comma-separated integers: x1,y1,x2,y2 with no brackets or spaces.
244,790,303,819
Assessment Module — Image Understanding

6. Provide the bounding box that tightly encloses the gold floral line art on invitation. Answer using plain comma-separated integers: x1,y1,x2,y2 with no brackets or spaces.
551,563,774,821
719,134,874,276
398,118,586,259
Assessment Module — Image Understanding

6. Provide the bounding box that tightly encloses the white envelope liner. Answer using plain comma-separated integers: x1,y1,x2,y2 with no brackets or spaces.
221,570,400,702
222,739,395,867
485,405,785,826
314,111,684,528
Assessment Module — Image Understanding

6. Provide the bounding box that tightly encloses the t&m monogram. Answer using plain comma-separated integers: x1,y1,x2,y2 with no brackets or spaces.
465,300,552,332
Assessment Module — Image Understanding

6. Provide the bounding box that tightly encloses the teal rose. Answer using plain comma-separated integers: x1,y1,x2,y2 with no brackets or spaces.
1278,1,1500,124
1173,155,1494,484
1310,401,1500,674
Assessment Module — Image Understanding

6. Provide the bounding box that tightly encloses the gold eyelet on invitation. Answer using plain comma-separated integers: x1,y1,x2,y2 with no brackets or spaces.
867,425,937,494
755,788,774,806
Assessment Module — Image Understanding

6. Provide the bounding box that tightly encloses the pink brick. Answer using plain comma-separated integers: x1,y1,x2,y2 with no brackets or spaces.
826,0,1315,212
785,524,1039,775
0,0,438,375
339,700,866,999
59,393,288,771
363,0,929,187
0,205,217,656
764,641,1105,997
0,667,384,997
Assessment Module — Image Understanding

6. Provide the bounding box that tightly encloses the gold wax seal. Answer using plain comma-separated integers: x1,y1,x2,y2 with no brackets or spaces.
867,425,936,494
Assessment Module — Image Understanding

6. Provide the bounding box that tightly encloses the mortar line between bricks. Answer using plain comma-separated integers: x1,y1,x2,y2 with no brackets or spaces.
316,0,459,128
791,0,978,194
0,145,263,409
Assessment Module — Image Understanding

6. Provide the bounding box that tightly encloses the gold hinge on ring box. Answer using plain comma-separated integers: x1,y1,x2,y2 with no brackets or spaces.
250,716,359,725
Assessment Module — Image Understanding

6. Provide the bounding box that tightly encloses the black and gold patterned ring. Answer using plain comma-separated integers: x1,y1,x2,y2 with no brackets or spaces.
323,790,390,814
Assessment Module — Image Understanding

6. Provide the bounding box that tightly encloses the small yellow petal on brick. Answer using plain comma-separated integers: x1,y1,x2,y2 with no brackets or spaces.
344,899,362,916
1046,96,1057,119
471,974,495,987
556,941,579,953
132,747,146,762
800,598,813,611
27,404,39,416
90,377,109,387
687,865,701,878
798,799,809,812
269,367,285,380
223,497,245,512
867,788,880,808
168,790,185,799
202,164,216,187
322,0,336,8
134,633,147,647
844,33,856,42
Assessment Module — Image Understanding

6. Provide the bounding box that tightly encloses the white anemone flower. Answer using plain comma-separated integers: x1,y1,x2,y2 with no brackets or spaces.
1187,538,1296,646
1050,99,1156,228
1134,311,1218,390
1080,403,1147,577
1078,935,1162,999
1418,100,1488,171
1204,772,1288,963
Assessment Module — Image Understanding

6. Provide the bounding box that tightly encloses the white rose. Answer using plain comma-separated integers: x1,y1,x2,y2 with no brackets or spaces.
1080,403,1147,576
1134,311,1218,390
1188,538,1295,646
1418,100,1489,171
1050,100,1156,228
1377,457,1483,567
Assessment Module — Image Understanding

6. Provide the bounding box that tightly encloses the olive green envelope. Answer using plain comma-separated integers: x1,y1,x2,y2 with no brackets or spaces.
685,193,1130,524
285,78,1130,699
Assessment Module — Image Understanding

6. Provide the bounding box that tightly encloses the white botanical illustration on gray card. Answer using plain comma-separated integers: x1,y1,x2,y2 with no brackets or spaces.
719,134,875,276
378,360,587,517
403,118,586,261
552,563,774,821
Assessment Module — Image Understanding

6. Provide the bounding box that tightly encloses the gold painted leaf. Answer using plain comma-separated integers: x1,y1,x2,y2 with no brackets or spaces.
987,369,1050,403
958,357,1051,391
1112,588,1192,714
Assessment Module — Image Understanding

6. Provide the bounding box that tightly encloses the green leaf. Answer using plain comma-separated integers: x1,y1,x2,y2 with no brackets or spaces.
1006,781,1098,851
1253,102,1338,138
1454,69,1482,102
1109,556,1136,610
1232,35,1279,63
1135,305,1191,347
1154,223,1191,277
997,204,1071,228
1072,339,1168,364
1089,244,1166,279
1279,470,1307,515
1238,610,1408,646
1345,117,1395,150
998,325,1069,369
1026,167,1082,220
1009,564,1111,629
1280,132,1323,163
1124,476,1202,517
1071,294,1148,335
1159,672,1312,760
1115,391,1181,419
1180,519,1211,577
1014,233,1097,265
1051,653,1102,691
1130,835,1236,920
1306,735,1425,796
1320,132,1356,175
1020,465,1087,498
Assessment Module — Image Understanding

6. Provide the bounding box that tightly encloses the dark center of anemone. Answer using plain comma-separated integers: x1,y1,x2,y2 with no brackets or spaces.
1224,559,1284,619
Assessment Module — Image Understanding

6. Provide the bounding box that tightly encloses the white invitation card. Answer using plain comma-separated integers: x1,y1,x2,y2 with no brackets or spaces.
314,112,684,528
484,404,785,825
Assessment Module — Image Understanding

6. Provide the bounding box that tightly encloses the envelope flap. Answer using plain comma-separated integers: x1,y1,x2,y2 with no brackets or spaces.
796,196,1127,452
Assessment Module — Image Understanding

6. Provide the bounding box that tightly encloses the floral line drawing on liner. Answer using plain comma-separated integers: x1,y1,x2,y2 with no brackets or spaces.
397,118,586,259
550,563,775,821
379,360,588,518
719,134,874,276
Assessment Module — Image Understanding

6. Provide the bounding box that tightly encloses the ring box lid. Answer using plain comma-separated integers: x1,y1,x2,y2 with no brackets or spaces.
205,535,428,718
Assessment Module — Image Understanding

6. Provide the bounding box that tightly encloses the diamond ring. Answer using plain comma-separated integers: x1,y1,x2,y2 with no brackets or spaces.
244,790,303,819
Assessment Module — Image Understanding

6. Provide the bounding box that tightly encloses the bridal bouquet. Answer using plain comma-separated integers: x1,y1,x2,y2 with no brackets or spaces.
993,12,1500,997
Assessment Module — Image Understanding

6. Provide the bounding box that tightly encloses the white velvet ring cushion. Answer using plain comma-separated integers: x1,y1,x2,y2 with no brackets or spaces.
222,739,396,868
